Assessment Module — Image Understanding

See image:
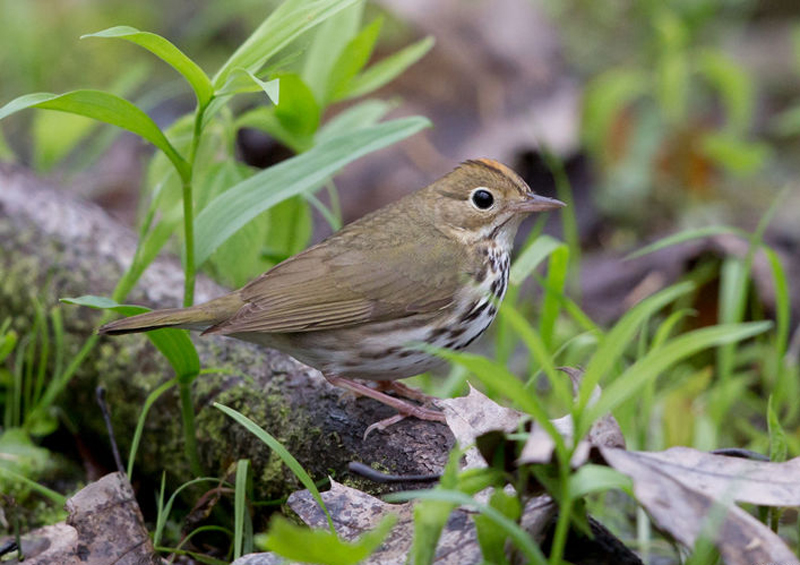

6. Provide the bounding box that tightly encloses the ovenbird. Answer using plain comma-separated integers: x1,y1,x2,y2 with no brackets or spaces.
99,159,564,430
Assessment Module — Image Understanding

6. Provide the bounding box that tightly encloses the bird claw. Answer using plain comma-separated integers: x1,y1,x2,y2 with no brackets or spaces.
363,414,407,439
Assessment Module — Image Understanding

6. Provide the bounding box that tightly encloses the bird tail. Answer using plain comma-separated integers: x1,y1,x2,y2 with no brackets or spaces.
97,294,243,335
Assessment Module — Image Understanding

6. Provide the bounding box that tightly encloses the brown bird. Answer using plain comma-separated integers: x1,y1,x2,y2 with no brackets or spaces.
99,159,564,432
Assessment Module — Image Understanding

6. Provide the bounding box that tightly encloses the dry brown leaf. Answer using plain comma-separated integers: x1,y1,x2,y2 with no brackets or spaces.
436,385,525,470
600,447,797,563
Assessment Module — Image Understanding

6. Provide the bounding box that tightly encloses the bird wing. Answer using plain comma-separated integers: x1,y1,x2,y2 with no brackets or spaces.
206,233,464,334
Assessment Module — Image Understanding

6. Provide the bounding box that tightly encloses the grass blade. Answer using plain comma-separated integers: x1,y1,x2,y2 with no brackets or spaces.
214,402,335,532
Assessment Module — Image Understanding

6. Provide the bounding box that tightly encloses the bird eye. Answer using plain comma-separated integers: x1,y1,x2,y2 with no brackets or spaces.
471,189,494,210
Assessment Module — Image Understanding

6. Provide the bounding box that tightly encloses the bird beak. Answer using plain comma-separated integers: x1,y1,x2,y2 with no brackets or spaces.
515,193,566,213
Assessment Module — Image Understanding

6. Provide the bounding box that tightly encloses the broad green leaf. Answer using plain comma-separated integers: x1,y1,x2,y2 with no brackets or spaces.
33,62,150,173
262,514,395,565
341,36,434,101
215,68,280,104
32,112,95,172
214,403,335,532
302,1,365,101
584,321,772,432
194,116,430,266
61,296,200,381
263,196,313,263
0,91,189,179
273,73,320,142
82,26,214,107
214,0,362,88
315,99,392,143
234,73,318,152
327,16,383,102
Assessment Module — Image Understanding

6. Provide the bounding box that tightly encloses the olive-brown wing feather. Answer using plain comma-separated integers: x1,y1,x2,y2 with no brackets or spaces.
207,237,464,334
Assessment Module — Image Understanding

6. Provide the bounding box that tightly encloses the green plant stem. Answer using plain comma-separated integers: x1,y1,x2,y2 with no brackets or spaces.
181,104,206,308
548,466,574,564
181,179,196,308
179,380,202,477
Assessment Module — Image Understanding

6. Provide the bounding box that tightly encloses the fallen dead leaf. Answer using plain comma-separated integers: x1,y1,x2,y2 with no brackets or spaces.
600,447,797,563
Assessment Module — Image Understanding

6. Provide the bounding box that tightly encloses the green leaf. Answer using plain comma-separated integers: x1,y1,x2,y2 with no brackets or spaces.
576,282,695,416
771,105,800,138
61,296,200,381
387,489,547,565
327,16,384,102
510,234,565,286
194,116,430,266
567,465,632,499
263,196,313,263
234,459,251,559
432,348,567,461
0,125,13,162
262,514,395,565
215,68,280,104
32,112,95,173
82,26,214,107
584,321,772,432
302,1,365,102
234,73,319,152
581,68,649,159
626,225,741,260
654,10,689,124
407,449,465,565
128,378,176,479
696,50,753,135
341,36,434,101
474,489,521,565
700,132,771,176
767,395,788,463
214,0,362,88
0,328,18,365
315,99,392,143
0,90,189,180
214,403,335,532
273,73,320,141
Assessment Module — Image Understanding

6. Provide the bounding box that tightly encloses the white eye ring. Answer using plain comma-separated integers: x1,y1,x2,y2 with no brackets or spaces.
470,187,495,210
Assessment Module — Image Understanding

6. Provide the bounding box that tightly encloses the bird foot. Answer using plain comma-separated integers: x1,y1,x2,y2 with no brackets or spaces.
324,375,446,437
